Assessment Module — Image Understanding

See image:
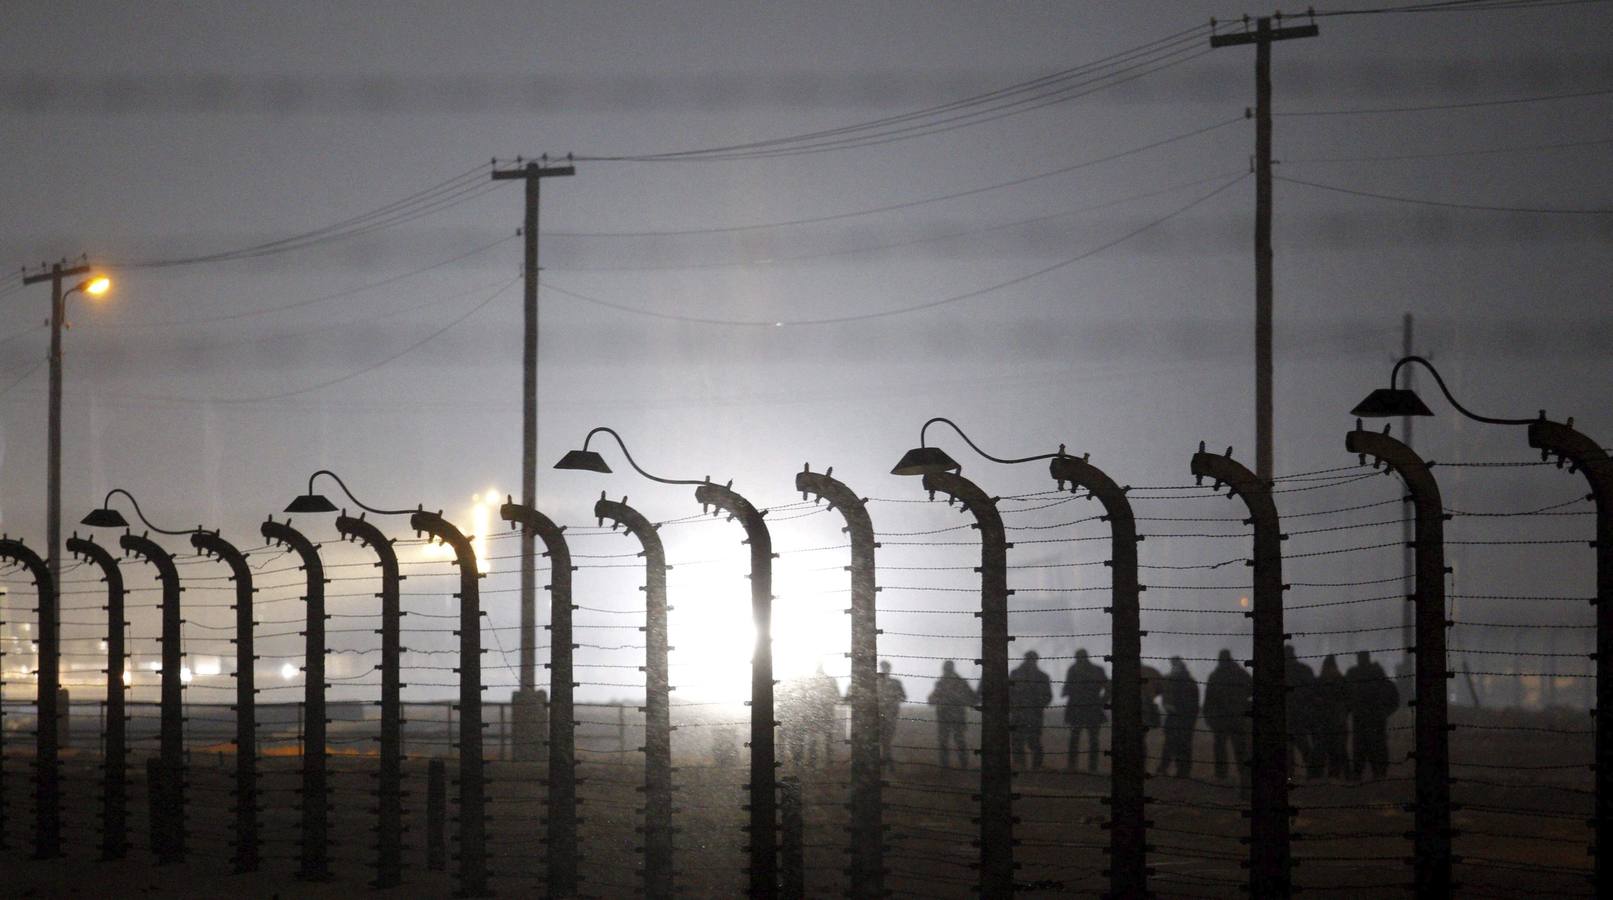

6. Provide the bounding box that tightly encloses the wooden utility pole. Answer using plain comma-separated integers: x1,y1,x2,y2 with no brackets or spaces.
490,156,574,759
1211,15,1318,481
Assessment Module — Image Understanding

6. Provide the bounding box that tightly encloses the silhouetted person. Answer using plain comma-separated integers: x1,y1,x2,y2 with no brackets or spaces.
1346,651,1399,779
1203,649,1251,783
1157,656,1200,777
805,663,842,766
1062,648,1109,772
875,660,905,770
1315,654,1351,778
928,660,977,769
1138,664,1163,767
1009,650,1053,770
1284,645,1319,778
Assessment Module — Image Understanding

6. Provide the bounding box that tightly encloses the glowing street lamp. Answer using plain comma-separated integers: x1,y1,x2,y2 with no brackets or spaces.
20,260,112,600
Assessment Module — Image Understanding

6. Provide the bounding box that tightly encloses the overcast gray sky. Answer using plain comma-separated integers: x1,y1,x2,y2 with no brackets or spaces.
1,3,1610,693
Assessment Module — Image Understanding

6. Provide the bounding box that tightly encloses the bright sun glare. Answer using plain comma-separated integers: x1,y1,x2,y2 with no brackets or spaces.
666,532,849,703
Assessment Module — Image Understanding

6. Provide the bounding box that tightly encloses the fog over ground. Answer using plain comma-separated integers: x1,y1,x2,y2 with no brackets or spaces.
2,1,1609,699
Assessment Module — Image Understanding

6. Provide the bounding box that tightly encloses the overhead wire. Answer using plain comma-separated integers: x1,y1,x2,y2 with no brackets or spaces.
541,171,1247,327
552,116,1244,238
107,276,520,405
100,232,519,330
1307,0,1609,16
1278,86,1613,117
575,24,1213,161
1275,174,1612,213
1283,135,1613,164
107,162,496,270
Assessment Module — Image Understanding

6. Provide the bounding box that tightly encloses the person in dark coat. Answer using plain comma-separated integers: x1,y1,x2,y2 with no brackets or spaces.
1346,651,1400,779
928,660,977,769
1157,656,1201,777
1314,654,1351,778
1284,645,1319,778
1203,649,1252,783
1009,650,1053,770
1139,664,1163,768
875,659,906,770
1062,648,1109,772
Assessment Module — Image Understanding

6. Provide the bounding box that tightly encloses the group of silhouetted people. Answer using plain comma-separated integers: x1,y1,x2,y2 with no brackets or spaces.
780,648,1400,779
854,648,1401,779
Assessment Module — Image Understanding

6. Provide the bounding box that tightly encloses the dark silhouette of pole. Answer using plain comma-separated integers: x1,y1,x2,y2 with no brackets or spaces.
0,537,60,859
0,553,6,851
1048,454,1145,898
1191,444,1288,897
498,499,578,897
491,157,575,760
332,514,402,887
261,518,329,881
67,535,129,861
21,262,91,632
411,510,488,897
694,481,779,898
427,758,447,871
1348,423,1450,897
1527,418,1612,894
592,494,675,899
1210,15,1318,480
919,471,1013,899
795,464,884,898
121,532,185,864
189,532,260,873
1400,314,1417,656
1355,357,1608,890
779,775,804,900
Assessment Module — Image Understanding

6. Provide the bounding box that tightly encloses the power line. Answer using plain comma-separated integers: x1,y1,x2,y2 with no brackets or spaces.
109,162,495,270
541,172,1245,327
1308,0,1609,16
547,169,1246,272
0,358,46,399
103,276,519,405
553,116,1244,238
1283,135,1613,163
1275,174,1612,213
1278,86,1613,117
618,44,1215,162
575,25,1212,162
96,233,518,330
0,323,45,351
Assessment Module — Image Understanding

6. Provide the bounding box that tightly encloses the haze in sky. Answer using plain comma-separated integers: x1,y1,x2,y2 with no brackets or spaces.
0,2,1609,694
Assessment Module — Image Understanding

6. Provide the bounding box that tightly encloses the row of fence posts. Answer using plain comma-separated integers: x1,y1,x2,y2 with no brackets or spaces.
1,419,1609,897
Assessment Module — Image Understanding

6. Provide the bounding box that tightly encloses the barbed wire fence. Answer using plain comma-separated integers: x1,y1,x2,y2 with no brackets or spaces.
0,431,1606,898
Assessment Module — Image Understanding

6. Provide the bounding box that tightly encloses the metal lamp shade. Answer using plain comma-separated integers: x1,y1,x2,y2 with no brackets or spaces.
284,493,339,514
554,449,613,474
80,507,130,528
1351,388,1434,418
890,446,960,476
